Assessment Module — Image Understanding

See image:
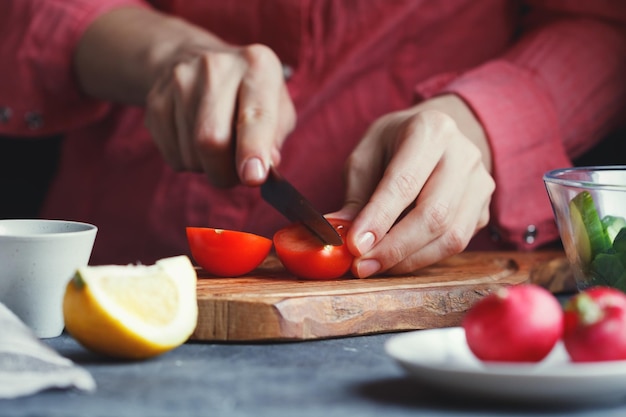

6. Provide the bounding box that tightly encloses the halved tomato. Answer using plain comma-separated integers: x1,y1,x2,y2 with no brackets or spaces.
273,218,354,280
186,227,272,277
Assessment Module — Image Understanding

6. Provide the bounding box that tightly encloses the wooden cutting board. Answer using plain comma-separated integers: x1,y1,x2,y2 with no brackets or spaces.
190,250,575,342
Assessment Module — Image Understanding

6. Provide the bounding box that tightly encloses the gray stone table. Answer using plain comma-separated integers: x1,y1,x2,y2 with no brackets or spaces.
2,332,626,417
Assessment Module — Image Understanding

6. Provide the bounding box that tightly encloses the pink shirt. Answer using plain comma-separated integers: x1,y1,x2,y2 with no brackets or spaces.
1,0,625,264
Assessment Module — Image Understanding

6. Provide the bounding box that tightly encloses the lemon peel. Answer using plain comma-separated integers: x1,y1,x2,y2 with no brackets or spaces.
63,255,198,360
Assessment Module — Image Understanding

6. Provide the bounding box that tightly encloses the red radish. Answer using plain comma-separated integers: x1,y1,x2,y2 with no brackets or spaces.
563,286,626,362
462,284,563,362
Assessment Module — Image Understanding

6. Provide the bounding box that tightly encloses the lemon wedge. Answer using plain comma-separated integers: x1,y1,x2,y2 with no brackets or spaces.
63,255,198,360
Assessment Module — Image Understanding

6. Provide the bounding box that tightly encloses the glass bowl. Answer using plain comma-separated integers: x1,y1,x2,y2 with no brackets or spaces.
544,166,626,292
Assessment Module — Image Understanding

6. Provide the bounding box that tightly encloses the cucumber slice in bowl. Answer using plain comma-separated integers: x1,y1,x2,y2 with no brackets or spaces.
569,191,611,266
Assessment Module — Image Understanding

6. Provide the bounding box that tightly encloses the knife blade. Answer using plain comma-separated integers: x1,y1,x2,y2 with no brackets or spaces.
261,167,343,246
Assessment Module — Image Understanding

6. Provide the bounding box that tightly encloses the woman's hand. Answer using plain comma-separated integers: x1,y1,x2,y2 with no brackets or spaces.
144,42,295,187
75,7,295,187
329,94,495,278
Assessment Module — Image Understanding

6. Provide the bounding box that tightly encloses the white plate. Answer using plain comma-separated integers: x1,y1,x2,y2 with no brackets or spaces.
385,327,626,405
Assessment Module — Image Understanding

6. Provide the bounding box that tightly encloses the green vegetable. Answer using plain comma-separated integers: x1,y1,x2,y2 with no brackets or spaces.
602,215,626,243
590,253,625,288
571,191,626,292
569,191,611,265
612,229,626,272
611,225,626,252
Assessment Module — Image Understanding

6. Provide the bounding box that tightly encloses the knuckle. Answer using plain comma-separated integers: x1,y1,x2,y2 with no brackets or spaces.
242,43,279,70
199,51,234,83
389,171,418,202
238,105,272,127
172,62,192,88
373,201,398,230
195,126,230,152
384,239,412,267
410,109,456,134
423,201,452,236
440,226,470,255
467,148,490,180
477,209,491,230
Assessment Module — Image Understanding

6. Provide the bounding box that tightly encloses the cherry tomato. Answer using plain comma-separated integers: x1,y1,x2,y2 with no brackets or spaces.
186,227,272,277
563,286,626,362
273,218,353,280
462,284,563,362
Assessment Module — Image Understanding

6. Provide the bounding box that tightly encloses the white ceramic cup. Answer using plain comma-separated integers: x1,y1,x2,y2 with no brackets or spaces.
0,219,97,338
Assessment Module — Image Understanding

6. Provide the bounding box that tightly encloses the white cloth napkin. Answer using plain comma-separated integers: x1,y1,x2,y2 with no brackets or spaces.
0,302,96,399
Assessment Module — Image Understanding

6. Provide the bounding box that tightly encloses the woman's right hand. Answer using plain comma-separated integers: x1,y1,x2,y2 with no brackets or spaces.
75,7,296,187
144,42,296,187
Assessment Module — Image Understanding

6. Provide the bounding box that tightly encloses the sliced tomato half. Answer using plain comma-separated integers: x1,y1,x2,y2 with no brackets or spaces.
273,218,354,280
186,227,272,277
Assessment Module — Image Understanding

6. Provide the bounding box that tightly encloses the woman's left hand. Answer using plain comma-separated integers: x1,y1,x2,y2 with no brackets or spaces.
329,94,495,278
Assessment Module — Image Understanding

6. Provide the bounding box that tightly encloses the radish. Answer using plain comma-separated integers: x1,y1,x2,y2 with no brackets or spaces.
462,284,563,362
563,286,626,362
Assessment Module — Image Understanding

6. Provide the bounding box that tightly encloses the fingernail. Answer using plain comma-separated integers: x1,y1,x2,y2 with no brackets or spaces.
356,231,375,255
242,157,265,183
356,259,381,278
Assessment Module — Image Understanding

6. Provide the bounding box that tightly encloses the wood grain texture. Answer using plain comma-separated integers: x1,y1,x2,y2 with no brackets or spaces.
190,250,573,342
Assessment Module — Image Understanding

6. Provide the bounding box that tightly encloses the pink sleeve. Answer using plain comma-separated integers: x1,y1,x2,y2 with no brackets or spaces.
0,0,149,137
420,1,626,250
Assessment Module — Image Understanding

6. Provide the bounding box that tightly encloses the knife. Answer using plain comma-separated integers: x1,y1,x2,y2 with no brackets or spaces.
261,166,343,246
